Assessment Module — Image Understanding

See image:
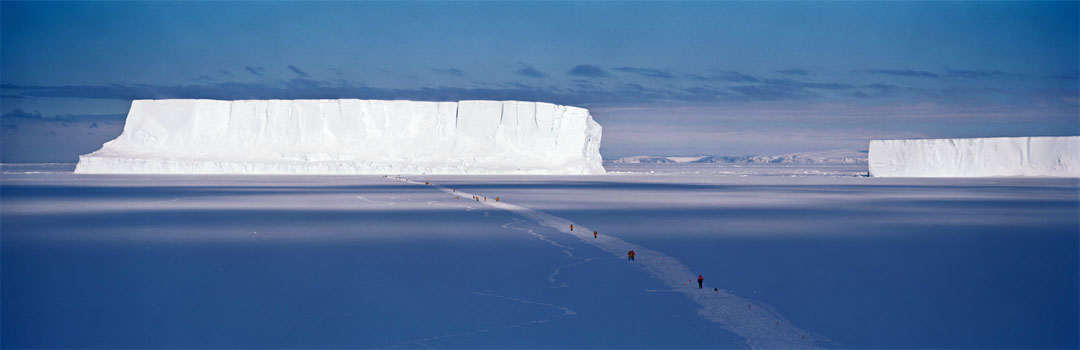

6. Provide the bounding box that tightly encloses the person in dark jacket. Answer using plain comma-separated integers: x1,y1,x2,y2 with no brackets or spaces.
628,250,635,261
698,275,704,289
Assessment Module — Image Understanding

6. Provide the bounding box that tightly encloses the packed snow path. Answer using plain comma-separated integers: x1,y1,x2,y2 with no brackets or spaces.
391,177,825,349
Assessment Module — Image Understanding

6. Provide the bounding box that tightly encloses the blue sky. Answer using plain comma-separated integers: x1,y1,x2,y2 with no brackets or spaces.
2,1,1077,161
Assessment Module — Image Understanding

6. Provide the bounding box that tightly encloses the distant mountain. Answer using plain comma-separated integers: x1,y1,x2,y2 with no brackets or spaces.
609,149,868,164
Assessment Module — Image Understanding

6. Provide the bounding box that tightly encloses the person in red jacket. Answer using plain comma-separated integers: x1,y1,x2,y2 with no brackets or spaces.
697,275,704,289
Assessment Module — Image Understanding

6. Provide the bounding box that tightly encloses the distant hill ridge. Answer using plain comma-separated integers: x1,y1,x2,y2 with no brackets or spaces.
609,149,868,164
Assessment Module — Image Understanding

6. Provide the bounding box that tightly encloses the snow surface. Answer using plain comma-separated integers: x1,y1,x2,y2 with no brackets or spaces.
612,149,868,164
869,136,1079,177
74,99,604,175
2,163,1077,348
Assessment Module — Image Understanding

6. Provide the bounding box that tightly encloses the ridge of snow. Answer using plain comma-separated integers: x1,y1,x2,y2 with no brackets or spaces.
75,99,604,175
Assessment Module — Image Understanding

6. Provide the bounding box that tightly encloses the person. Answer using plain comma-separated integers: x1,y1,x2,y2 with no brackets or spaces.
628,250,635,261
570,224,574,231
698,275,704,289
593,230,597,239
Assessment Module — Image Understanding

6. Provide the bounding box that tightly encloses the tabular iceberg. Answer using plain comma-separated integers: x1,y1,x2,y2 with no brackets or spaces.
75,99,604,174
869,136,1079,177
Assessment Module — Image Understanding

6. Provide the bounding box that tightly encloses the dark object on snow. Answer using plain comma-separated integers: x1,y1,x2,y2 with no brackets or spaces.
698,275,704,289
593,231,597,239
628,250,635,261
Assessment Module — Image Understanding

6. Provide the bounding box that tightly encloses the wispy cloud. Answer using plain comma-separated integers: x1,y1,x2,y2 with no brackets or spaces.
515,62,547,78
567,65,610,78
1,109,43,119
859,69,940,78
945,69,1004,79
432,68,466,77
774,68,808,76
1,108,125,122
612,67,675,79
684,71,762,83
287,65,309,77
245,66,265,77
851,84,902,99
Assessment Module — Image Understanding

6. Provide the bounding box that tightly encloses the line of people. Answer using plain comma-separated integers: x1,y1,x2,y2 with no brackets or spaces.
432,179,713,293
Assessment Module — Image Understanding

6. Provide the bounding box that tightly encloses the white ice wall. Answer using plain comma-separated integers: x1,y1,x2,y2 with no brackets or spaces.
75,99,605,174
869,136,1079,177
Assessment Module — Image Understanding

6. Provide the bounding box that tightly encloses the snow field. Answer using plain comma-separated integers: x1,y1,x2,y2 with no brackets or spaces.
394,176,824,348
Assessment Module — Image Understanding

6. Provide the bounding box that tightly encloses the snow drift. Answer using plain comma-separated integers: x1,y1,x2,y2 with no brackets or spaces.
75,99,604,174
869,136,1079,177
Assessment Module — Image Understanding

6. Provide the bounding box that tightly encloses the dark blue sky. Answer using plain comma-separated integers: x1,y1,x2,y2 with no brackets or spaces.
2,1,1077,161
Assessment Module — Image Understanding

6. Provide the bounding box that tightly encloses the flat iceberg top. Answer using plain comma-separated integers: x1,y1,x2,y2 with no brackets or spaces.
76,99,604,175
869,136,1079,177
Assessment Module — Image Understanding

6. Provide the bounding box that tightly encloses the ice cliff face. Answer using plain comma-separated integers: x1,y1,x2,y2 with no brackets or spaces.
869,136,1079,177
75,99,604,174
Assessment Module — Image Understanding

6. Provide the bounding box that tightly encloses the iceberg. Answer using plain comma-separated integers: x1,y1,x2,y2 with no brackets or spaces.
75,99,605,175
869,136,1079,177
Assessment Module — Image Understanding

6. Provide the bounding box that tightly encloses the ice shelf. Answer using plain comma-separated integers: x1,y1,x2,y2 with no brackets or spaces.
75,99,605,174
869,136,1079,177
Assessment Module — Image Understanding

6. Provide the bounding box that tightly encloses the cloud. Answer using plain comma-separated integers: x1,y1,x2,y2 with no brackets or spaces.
851,84,902,99
287,65,309,77
684,71,762,83
729,84,813,101
612,67,675,79
432,68,465,77
945,69,1004,79
567,65,610,78
1,109,43,119
775,68,808,76
218,69,235,77
2,71,1069,109
1,110,126,162
765,79,854,91
724,78,854,101
514,62,546,78
1,108,125,122
860,69,940,78
245,66,265,76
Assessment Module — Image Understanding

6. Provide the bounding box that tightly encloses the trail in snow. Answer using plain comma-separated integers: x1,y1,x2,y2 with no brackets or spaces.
354,194,397,206
372,179,583,349
394,177,829,349
383,289,578,349
502,217,598,287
